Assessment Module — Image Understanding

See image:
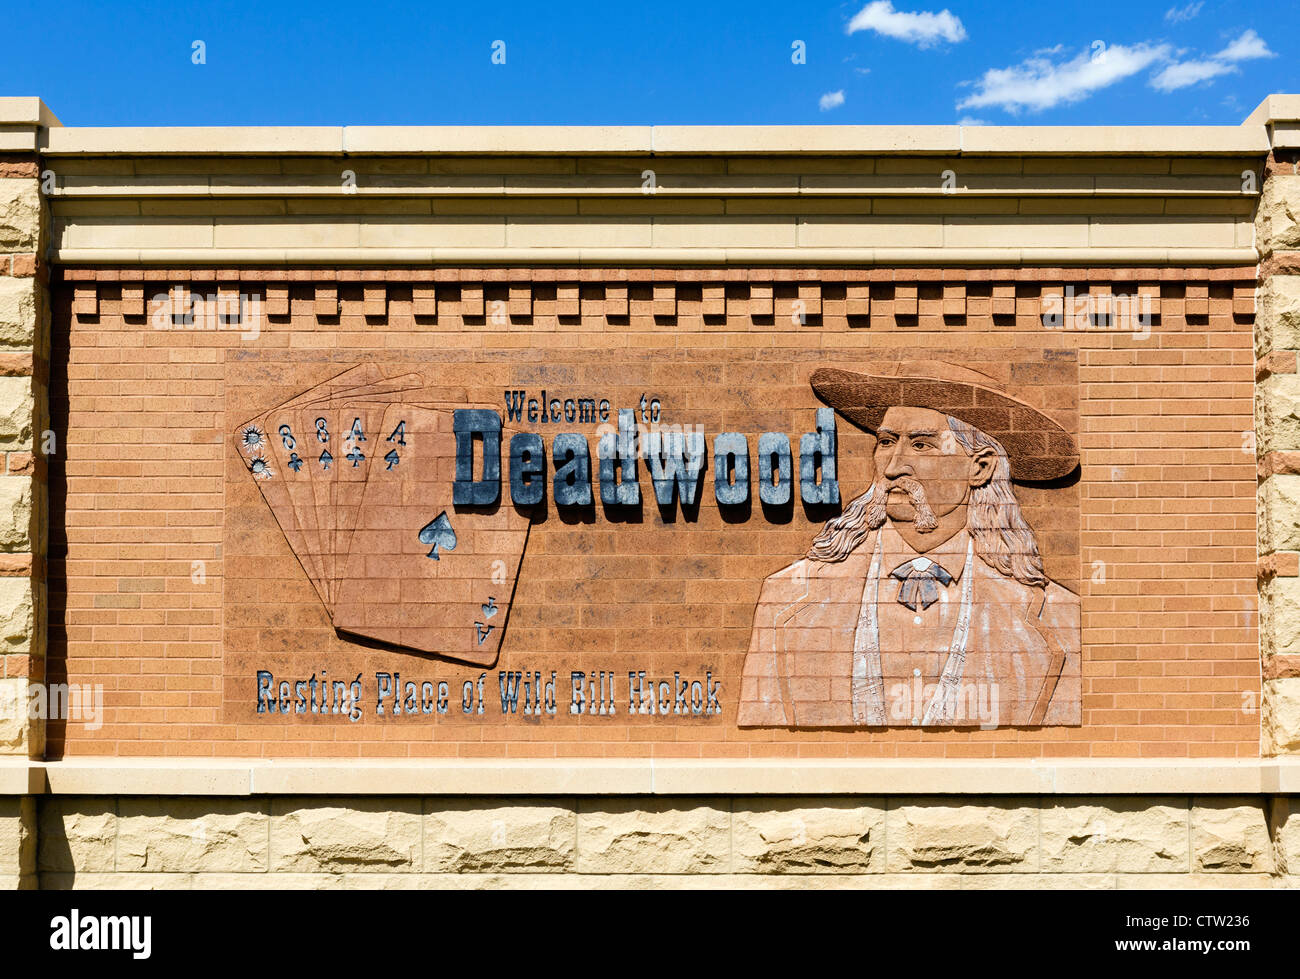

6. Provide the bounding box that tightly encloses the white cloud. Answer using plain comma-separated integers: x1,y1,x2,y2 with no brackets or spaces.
1214,29,1274,62
1165,2,1203,23
847,1,966,48
957,116,987,126
957,42,1170,114
1150,30,1274,92
819,89,846,111
1151,58,1237,91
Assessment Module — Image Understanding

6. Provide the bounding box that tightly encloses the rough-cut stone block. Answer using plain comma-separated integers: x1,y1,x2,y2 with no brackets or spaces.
1258,175,1300,256
0,576,32,652
424,799,575,872
732,798,885,873
0,478,31,551
1040,797,1188,873
118,798,268,873
1260,475,1300,555
887,800,1038,872
1257,275,1300,358
0,278,36,348
271,799,421,872
1269,797,1300,874
576,798,728,874
1264,677,1300,755
0,677,28,754
0,179,40,251
1262,574,1300,658
0,797,34,877
0,377,31,451
1258,373,1300,455
1192,800,1273,873
38,797,118,873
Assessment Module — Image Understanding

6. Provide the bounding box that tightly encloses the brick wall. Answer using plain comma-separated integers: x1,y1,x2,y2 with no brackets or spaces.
45,265,1259,759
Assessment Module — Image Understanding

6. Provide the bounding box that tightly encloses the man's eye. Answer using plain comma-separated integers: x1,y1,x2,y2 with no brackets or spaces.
912,440,932,450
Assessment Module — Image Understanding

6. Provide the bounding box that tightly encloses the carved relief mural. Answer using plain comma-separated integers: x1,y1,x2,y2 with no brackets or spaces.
50,266,1265,758
738,362,1082,729
232,358,1081,730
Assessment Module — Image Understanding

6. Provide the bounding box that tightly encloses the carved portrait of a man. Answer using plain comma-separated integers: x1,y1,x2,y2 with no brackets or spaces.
738,361,1081,729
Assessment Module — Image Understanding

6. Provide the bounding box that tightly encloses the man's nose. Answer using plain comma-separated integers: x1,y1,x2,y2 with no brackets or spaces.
882,443,912,479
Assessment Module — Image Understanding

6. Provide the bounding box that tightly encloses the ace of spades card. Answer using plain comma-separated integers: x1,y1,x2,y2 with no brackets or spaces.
332,403,534,666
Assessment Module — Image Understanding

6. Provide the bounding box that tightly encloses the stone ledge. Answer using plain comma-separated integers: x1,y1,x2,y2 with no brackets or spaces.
6,758,1300,797
37,124,1271,157
50,246,1262,267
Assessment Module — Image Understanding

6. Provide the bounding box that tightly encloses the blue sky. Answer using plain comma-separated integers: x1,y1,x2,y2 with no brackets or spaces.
4,0,1292,126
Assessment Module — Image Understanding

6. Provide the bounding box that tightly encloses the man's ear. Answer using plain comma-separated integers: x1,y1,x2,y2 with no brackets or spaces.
968,447,997,487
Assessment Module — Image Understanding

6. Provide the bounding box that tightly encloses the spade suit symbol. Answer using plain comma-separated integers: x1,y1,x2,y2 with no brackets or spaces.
419,511,457,560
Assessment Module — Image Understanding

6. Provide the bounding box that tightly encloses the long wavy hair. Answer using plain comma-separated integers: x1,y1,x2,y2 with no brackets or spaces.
805,414,1047,587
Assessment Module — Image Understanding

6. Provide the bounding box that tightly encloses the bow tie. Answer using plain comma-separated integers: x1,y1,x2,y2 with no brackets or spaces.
889,557,954,611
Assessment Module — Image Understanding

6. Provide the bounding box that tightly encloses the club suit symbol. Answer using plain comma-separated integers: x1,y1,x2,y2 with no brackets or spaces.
419,511,457,560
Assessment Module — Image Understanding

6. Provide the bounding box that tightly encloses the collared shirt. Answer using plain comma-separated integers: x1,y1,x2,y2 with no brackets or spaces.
737,521,1082,729
868,524,975,725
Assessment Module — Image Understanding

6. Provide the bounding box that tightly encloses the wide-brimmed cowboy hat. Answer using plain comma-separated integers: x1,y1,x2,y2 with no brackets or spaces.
809,361,1078,482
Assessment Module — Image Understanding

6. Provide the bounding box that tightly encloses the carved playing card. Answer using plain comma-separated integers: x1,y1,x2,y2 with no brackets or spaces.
332,403,534,665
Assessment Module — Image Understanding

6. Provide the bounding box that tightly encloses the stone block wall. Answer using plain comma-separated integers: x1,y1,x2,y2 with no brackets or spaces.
0,154,46,760
30,794,1288,888
0,149,45,890
1257,150,1300,753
